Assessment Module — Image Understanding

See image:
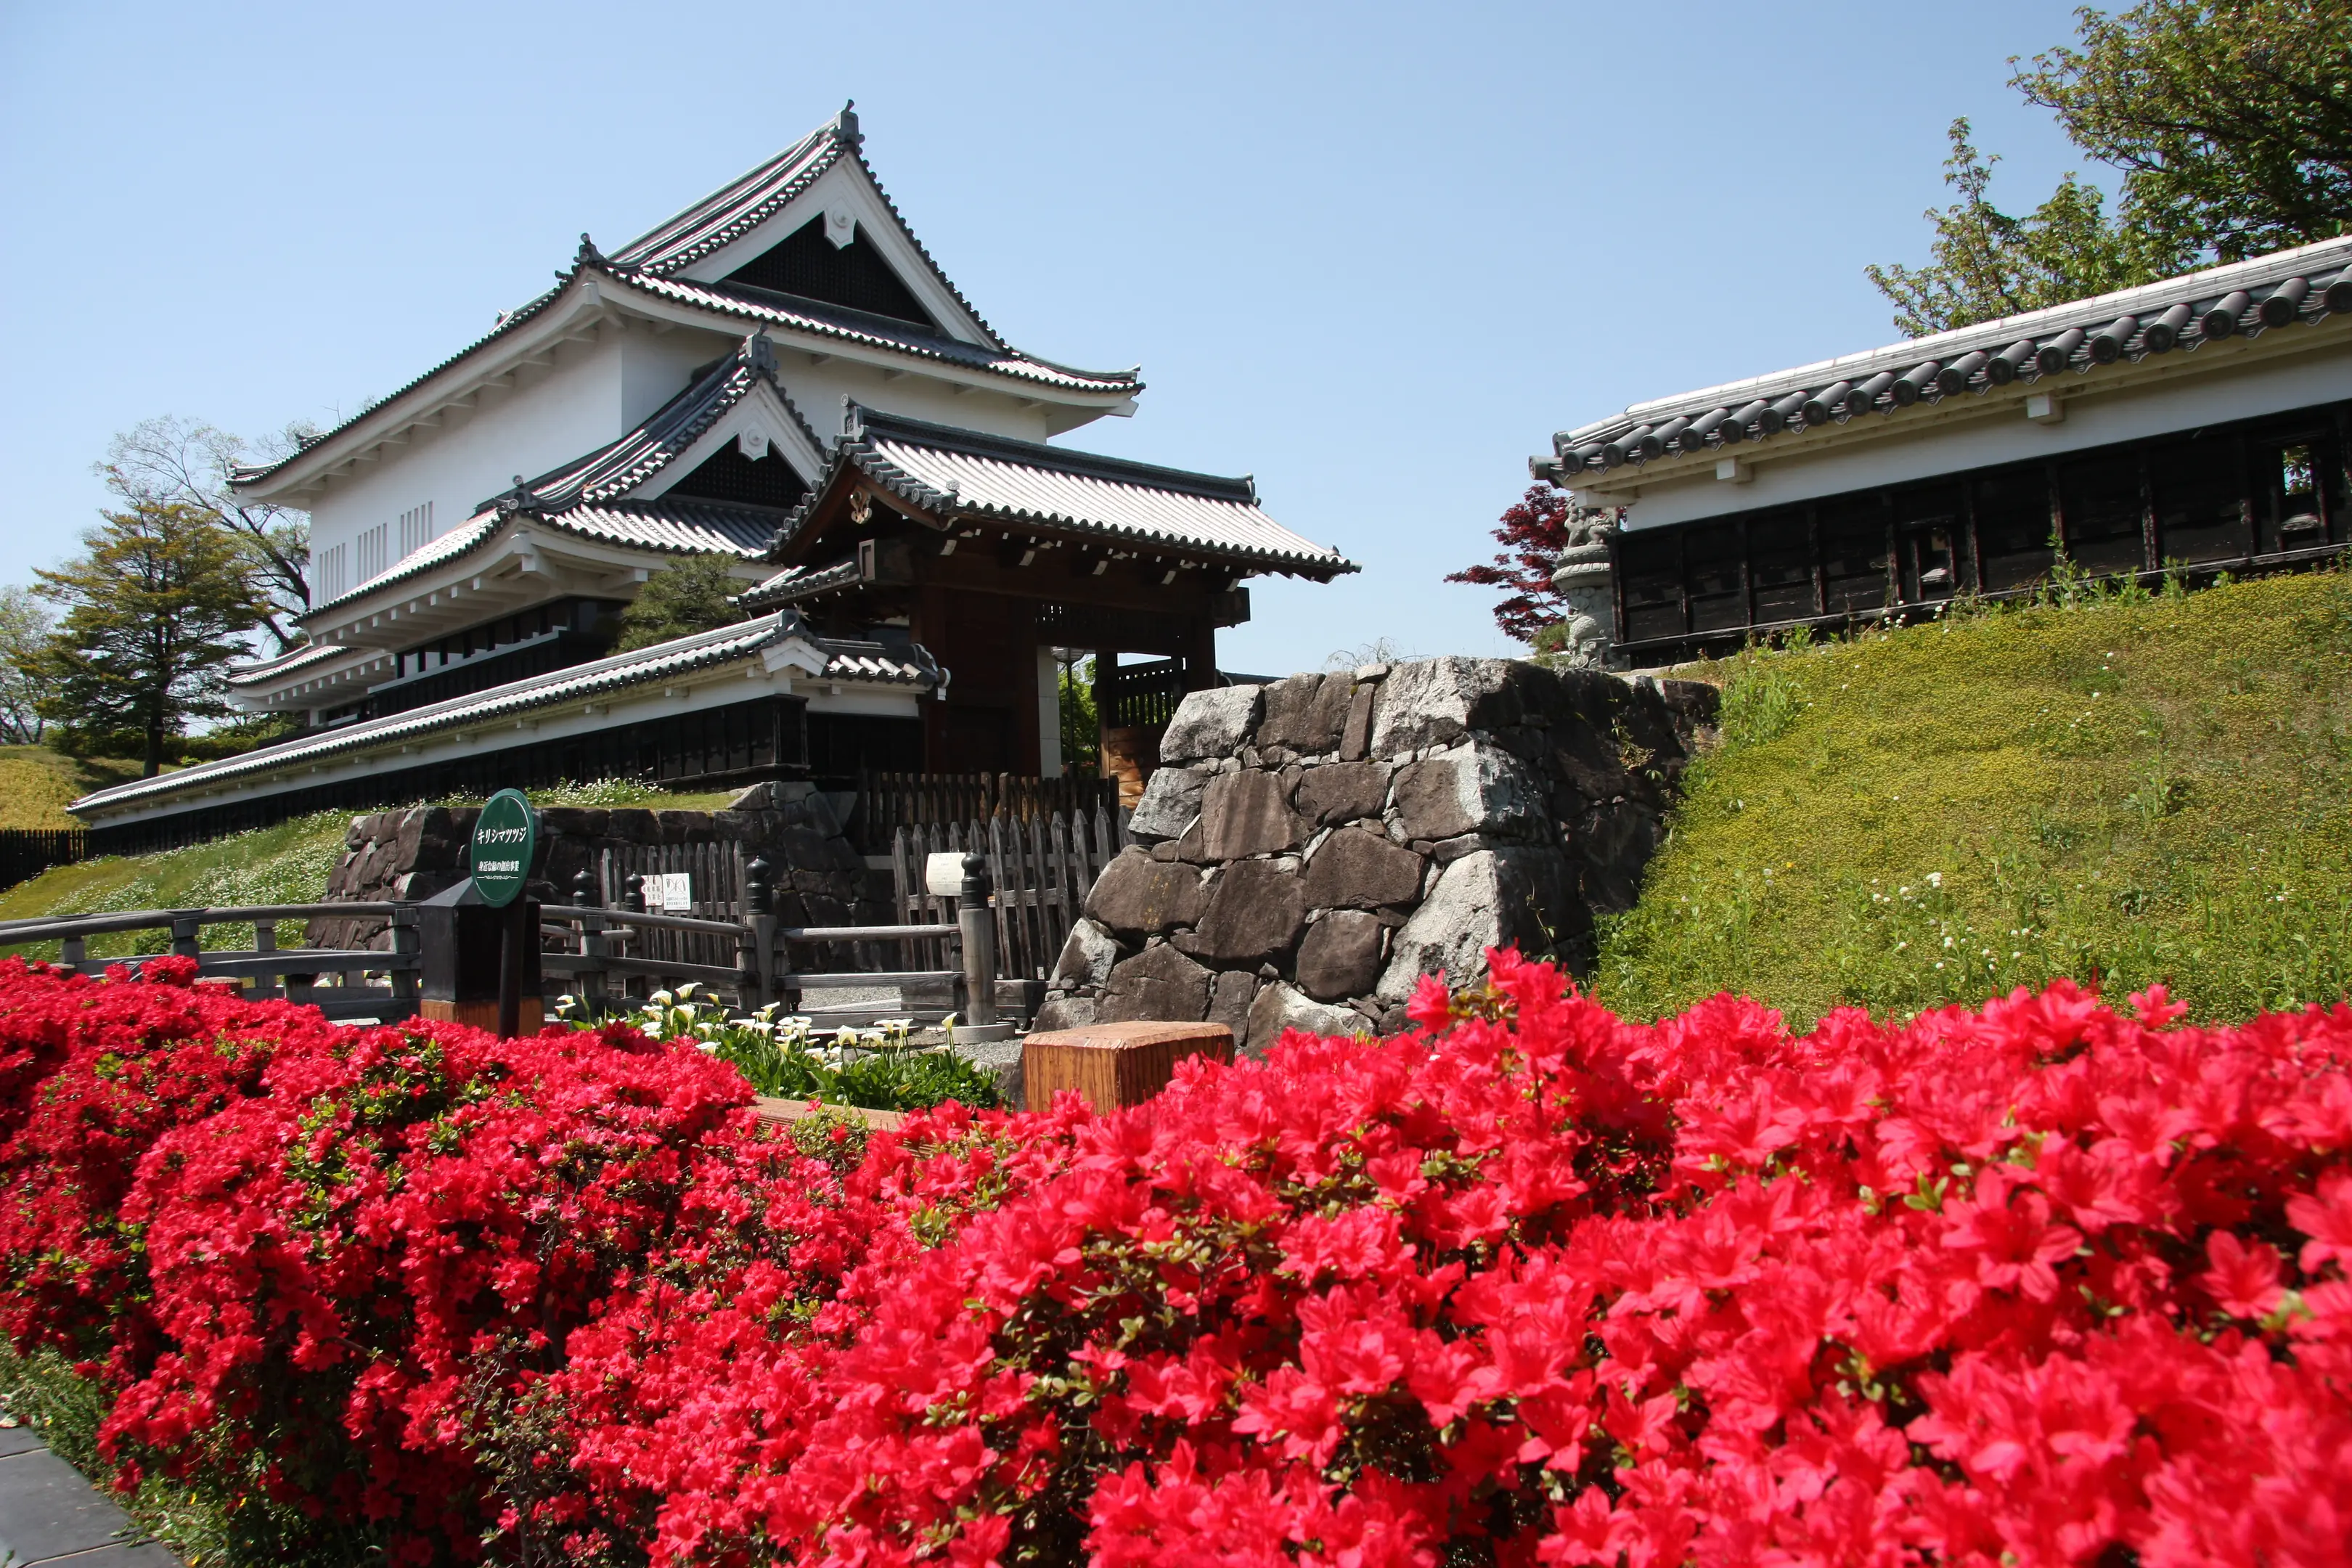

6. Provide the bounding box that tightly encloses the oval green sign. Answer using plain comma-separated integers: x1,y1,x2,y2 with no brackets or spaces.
469,788,539,907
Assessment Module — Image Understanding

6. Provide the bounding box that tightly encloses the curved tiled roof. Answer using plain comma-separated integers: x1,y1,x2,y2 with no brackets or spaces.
301,499,780,624
609,121,846,276
616,271,1138,393
234,110,1137,497
501,338,824,512
1542,236,2352,481
73,612,936,819
611,104,1008,356
224,640,354,688
230,277,568,491
738,557,861,610
766,407,1355,579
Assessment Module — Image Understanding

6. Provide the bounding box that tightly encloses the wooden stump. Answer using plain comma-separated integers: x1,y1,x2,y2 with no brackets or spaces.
421,997,544,1033
1022,1020,1234,1114
751,1096,906,1132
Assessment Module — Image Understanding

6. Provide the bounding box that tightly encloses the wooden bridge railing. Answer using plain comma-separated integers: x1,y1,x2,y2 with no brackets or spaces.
0,903,420,1022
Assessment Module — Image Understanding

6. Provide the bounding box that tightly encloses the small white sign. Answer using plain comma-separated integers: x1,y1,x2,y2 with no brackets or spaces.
924,852,967,898
647,872,693,911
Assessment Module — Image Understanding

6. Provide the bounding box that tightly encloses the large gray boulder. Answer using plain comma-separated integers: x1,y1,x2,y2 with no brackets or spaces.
1296,761,1391,826
1098,943,1214,1022
1300,826,1425,909
1161,685,1265,763
1373,846,1583,1001
1084,851,1205,936
1208,969,1259,1049
1244,981,1370,1054
1392,743,1545,843
1296,910,1385,1001
1255,673,1353,754
1189,859,1308,966
1128,765,1210,841
1198,769,1305,859
1368,657,1517,757
1053,918,1123,989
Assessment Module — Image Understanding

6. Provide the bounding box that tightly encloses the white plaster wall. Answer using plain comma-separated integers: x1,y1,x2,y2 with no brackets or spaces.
1610,342,2352,531
620,324,736,429
772,355,1058,443
308,332,634,593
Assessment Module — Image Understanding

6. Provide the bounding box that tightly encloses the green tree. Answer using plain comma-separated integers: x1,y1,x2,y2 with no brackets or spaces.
2016,0,2352,264
103,415,317,652
33,501,272,777
1871,2,2352,335
0,587,52,746
613,554,750,651
1058,655,1100,775
1866,120,2192,337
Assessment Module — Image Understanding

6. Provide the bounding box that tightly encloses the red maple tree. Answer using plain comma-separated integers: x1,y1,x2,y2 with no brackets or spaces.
1447,483,1572,643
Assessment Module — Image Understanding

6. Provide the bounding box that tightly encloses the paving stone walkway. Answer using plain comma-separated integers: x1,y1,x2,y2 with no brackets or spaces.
0,1425,179,1565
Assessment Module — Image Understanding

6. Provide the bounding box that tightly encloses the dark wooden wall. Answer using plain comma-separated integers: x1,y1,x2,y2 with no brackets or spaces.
1612,401,2351,665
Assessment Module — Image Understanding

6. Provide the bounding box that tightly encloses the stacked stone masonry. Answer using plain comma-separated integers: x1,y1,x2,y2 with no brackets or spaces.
307,783,883,951
1034,657,1717,1050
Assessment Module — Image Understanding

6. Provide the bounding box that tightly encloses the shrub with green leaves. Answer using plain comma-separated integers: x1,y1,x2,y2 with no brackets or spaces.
556,985,1000,1112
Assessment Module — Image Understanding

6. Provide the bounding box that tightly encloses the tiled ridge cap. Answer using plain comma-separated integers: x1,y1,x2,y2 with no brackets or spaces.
72,612,931,816
761,405,1355,575
1541,235,2352,481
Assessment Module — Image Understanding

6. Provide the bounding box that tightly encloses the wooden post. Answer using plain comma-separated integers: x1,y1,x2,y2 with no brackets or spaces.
740,855,775,1011
572,869,608,1010
958,852,998,1030
252,918,279,1000
388,907,420,1010
1022,1021,1235,1114
497,899,528,1040
170,912,202,963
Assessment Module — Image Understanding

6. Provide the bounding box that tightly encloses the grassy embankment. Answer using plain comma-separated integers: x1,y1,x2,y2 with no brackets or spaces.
0,779,739,963
1594,568,2352,1029
0,746,142,830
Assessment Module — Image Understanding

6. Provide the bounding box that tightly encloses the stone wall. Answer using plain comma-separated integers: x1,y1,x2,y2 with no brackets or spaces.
1034,657,1716,1049
308,782,881,950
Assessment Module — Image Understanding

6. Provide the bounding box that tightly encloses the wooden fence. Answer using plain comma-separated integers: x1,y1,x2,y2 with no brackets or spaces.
853,772,1119,850
889,806,1130,983
0,830,87,892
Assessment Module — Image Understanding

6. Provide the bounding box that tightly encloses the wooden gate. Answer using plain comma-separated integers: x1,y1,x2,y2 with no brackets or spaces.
890,807,1130,981
597,841,746,974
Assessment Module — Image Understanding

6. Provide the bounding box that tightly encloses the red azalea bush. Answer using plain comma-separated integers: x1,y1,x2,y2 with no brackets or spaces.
0,955,793,1562
2,950,2351,1567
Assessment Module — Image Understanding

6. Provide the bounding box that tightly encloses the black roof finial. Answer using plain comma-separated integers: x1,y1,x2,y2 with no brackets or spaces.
833,100,862,148
501,474,543,518
841,395,862,438
744,332,778,377
575,232,605,268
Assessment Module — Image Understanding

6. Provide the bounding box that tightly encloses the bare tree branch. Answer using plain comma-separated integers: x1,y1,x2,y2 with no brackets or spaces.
100,416,317,653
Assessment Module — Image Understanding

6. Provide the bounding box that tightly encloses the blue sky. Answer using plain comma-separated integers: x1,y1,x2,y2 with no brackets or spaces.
0,0,2095,675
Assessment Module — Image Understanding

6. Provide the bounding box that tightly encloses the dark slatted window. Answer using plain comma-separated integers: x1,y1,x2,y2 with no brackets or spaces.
666,444,809,510
2149,433,2246,564
1686,523,1745,632
2255,433,2335,552
1820,497,1890,613
1890,483,1963,602
723,216,937,330
1619,529,1683,643
1749,510,1815,624
2059,452,2149,575
1974,466,2054,590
